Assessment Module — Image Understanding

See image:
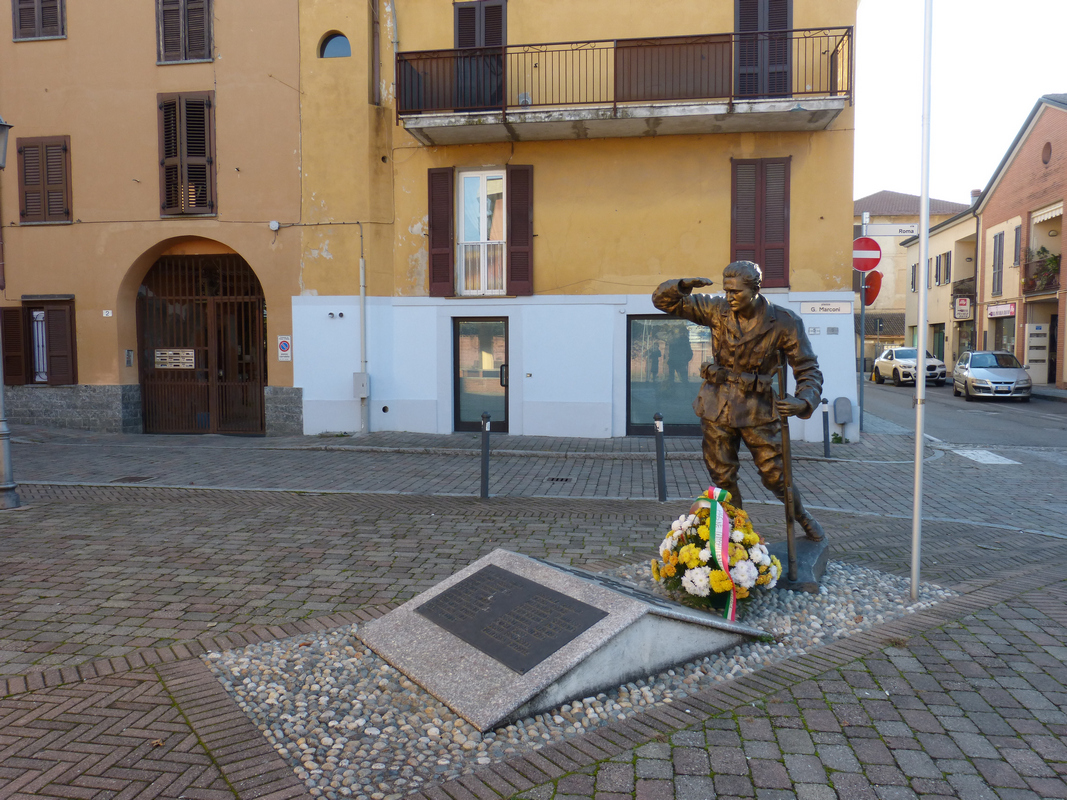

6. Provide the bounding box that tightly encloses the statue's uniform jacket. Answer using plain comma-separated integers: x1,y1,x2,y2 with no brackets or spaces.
651,280,823,427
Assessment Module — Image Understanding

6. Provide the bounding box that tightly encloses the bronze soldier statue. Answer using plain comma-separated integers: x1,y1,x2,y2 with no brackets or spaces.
652,260,825,541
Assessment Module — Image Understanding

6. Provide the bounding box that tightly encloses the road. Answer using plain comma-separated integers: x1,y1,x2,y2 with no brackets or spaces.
859,378,1067,447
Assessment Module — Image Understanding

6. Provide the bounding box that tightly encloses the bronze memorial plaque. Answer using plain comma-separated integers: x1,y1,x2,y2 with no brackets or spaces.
415,565,608,674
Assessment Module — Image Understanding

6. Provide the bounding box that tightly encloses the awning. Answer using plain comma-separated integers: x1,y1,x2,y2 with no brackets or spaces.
1032,202,1063,224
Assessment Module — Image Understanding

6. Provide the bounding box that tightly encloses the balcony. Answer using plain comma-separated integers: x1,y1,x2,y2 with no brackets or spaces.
397,28,853,145
1022,256,1061,296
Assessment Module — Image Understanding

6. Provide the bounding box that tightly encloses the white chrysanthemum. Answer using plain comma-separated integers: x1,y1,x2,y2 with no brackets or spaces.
659,531,679,559
730,528,744,543
770,562,780,580
730,560,758,589
748,544,770,566
671,515,689,532
686,514,699,527
681,566,711,597
699,547,711,564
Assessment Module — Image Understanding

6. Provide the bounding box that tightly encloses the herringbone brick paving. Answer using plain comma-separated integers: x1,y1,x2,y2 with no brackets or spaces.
1,422,1066,799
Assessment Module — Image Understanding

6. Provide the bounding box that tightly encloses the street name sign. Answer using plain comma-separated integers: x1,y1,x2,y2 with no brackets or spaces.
864,223,919,236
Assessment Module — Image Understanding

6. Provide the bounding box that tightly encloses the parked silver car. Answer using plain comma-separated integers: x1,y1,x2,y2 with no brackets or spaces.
952,350,1032,402
872,347,947,386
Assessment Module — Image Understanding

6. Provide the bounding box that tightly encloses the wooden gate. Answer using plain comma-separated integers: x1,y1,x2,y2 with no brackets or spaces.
138,255,266,434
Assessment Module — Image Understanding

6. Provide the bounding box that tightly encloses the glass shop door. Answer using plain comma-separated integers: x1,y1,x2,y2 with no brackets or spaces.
454,318,508,432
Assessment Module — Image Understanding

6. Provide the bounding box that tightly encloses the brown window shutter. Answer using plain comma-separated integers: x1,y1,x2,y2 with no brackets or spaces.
428,168,455,297
44,304,75,385
159,0,184,61
185,0,210,59
159,95,182,213
482,1,505,47
731,160,758,264
455,4,477,48
761,158,790,287
1,308,26,386
732,157,790,287
39,0,62,36
14,0,37,39
17,140,45,223
43,138,71,222
506,165,533,296
181,95,215,213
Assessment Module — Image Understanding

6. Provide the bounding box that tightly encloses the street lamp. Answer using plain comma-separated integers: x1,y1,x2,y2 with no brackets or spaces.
0,113,20,508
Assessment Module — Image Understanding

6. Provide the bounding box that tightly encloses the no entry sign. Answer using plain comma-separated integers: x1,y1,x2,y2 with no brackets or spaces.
853,237,881,272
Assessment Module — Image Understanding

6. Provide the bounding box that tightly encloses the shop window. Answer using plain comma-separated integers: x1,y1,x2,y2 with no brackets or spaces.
627,316,707,436
2,298,76,386
12,0,64,39
157,0,212,62
427,165,533,297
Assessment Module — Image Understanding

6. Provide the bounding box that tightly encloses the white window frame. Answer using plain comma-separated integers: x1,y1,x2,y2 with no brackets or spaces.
456,169,507,297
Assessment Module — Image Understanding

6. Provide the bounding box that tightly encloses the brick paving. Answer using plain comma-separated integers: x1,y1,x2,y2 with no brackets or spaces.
0,421,1066,799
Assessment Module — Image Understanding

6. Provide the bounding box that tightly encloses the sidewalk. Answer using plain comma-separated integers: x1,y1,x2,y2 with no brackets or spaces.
0,421,1065,799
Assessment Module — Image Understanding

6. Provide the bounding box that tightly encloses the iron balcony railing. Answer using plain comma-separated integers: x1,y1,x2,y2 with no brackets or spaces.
1022,257,1061,295
397,27,852,117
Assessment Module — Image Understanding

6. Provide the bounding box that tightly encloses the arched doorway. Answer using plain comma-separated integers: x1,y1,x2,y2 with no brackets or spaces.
138,254,266,434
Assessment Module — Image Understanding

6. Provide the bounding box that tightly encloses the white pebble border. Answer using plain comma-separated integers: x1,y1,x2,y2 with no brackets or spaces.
203,560,954,800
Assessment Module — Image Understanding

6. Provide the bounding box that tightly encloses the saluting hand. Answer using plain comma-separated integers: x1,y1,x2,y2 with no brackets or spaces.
679,277,714,293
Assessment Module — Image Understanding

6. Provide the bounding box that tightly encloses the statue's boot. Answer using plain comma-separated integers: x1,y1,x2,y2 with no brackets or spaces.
777,488,824,542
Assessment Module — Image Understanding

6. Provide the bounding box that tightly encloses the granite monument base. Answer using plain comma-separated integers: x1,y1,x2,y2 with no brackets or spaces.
357,548,765,731
767,537,830,594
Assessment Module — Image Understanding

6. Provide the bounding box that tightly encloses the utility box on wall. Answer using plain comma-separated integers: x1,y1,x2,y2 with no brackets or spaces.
354,372,370,399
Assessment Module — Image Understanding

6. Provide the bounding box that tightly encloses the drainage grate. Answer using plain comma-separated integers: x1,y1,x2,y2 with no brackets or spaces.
110,476,154,483
546,477,572,482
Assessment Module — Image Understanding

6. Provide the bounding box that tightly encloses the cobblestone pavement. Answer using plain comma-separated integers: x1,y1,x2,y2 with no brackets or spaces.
1,420,1066,799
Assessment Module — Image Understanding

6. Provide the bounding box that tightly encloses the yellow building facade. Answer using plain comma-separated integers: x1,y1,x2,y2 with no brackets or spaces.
3,0,861,440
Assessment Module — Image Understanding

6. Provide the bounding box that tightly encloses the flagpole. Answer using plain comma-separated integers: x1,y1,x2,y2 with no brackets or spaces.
911,0,934,602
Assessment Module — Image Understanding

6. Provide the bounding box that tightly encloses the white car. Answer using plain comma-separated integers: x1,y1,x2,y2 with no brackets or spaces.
873,347,947,387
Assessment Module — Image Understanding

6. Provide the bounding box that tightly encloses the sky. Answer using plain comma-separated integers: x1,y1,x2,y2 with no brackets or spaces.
853,0,1067,206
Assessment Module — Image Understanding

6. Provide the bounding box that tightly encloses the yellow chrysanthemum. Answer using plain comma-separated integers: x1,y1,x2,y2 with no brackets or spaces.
756,573,771,586
668,552,679,566
742,531,760,547
697,508,710,522
662,563,676,577
709,569,733,593
770,554,782,573
735,585,750,599
729,542,747,566
651,559,661,581
758,563,769,574
678,543,704,569
697,524,710,541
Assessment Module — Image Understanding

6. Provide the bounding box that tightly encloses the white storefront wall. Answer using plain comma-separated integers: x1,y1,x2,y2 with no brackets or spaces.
293,292,860,442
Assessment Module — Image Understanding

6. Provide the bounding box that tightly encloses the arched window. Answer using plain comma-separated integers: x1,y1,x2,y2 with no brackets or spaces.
320,33,351,58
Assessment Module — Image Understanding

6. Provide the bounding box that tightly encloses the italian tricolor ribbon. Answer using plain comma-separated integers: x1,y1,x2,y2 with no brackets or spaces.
693,486,738,621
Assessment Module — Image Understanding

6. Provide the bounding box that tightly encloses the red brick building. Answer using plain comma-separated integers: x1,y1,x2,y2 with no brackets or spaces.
974,94,1066,387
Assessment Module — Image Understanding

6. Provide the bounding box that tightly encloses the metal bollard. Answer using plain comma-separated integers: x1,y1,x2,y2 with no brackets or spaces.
480,412,491,499
653,412,667,502
821,398,830,458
